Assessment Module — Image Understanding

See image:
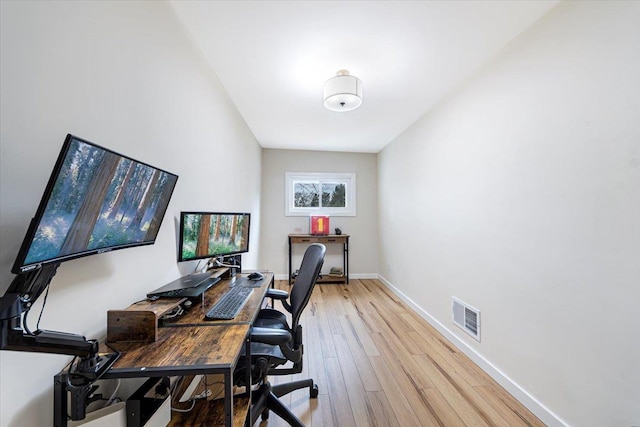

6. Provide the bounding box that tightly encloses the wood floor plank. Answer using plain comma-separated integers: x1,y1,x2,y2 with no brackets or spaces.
413,353,492,427
369,301,424,346
335,316,382,391
332,287,381,356
361,280,407,313
449,381,516,427
475,383,547,427
342,281,378,314
370,329,437,391
368,355,424,427
317,286,345,335
407,329,487,388
310,292,339,359
369,334,444,424
420,388,466,426
368,310,419,357
323,356,357,427
365,390,400,427
310,390,335,427
302,313,331,395
356,310,382,335
336,303,381,357
332,332,377,427
474,385,541,427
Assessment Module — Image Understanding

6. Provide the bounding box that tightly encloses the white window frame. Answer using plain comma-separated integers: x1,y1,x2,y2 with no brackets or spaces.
285,172,356,216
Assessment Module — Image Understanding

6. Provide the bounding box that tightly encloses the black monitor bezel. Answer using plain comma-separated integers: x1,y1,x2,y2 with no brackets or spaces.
11,134,178,274
177,211,251,262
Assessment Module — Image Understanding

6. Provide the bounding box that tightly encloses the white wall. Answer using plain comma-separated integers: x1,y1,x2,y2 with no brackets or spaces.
260,149,378,278
378,1,640,426
0,2,261,426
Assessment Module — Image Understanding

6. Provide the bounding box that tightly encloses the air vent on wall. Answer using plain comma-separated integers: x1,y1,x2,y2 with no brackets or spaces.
452,297,481,341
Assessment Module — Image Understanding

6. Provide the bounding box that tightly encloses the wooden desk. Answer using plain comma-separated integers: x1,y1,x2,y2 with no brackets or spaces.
53,273,274,427
288,234,349,285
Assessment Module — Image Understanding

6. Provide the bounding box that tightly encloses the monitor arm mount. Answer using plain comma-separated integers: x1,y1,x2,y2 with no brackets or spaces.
213,257,239,269
0,263,119,420
208,253,242,272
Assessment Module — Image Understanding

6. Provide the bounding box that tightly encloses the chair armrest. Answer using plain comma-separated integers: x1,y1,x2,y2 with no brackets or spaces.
266,289,292,312
250,327,292,346
266,289,288,300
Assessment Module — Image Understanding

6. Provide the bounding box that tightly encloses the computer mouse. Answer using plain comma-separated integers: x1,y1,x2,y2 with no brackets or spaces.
248,272,264,281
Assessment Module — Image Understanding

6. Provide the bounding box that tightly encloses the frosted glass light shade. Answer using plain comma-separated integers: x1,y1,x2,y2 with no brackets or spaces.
323,70,362,112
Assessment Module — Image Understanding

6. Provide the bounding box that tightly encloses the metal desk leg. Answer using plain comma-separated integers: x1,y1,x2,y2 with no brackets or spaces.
244,336,252,427
288,237,293,286
54,372,68,427
224,370,234,427
345,237,349,284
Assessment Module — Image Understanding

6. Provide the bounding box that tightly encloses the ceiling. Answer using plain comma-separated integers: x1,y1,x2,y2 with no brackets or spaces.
170,1,558,153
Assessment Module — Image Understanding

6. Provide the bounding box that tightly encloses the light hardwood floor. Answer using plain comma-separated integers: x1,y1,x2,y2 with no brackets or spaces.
259,278,546,427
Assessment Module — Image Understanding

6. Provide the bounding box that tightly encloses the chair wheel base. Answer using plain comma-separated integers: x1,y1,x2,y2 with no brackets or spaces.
310,384,319,398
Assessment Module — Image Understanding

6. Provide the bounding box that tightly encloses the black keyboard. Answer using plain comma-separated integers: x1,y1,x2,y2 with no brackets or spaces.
204,287,253,320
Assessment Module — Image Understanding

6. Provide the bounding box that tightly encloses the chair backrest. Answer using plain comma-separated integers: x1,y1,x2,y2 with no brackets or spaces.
290,243,325,328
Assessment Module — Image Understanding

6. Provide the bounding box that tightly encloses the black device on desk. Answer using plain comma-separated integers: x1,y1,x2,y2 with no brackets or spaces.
231,276,263,289
248,272,264,281
204,286,253,320
147,272,220,299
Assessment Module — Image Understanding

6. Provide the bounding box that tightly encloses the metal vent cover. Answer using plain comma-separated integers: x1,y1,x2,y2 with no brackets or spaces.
452,297,481,341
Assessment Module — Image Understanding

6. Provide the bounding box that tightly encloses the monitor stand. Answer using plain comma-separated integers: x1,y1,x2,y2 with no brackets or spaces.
146,273,220,299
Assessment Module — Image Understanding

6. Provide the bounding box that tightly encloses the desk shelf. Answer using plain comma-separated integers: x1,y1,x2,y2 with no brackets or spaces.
106,298,185,344
169,396,250,427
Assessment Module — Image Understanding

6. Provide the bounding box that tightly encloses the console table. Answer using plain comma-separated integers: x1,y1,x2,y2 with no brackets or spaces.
288,234,349,285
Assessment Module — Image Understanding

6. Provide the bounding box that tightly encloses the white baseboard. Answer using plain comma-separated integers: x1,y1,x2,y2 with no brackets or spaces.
376,274,569,427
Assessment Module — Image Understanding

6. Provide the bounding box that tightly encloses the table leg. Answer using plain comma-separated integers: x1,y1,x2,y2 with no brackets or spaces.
244,337,252,426
54,372,68,427
345,238,349,284
224,370,233,427
288,237,292,286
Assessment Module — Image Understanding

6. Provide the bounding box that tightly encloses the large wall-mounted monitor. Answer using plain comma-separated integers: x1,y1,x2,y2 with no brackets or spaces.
178,212,250,262
11,134,179,274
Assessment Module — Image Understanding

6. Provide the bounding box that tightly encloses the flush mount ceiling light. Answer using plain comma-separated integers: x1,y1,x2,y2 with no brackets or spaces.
323,70,363,112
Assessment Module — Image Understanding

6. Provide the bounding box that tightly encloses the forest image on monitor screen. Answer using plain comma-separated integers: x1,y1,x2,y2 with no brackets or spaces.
181,213,249,260
24,139,178,265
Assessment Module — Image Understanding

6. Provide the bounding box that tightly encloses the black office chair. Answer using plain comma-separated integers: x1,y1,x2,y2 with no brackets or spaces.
235,243,325,427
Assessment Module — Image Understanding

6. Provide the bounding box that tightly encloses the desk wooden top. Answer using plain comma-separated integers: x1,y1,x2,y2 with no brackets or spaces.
105,323,249,378
103,272,273,378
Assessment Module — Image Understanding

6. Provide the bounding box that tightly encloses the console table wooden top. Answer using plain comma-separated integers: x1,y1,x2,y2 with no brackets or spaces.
288,234,349,243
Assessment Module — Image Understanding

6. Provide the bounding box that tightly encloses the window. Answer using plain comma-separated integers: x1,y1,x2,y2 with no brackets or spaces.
285,172,356,216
